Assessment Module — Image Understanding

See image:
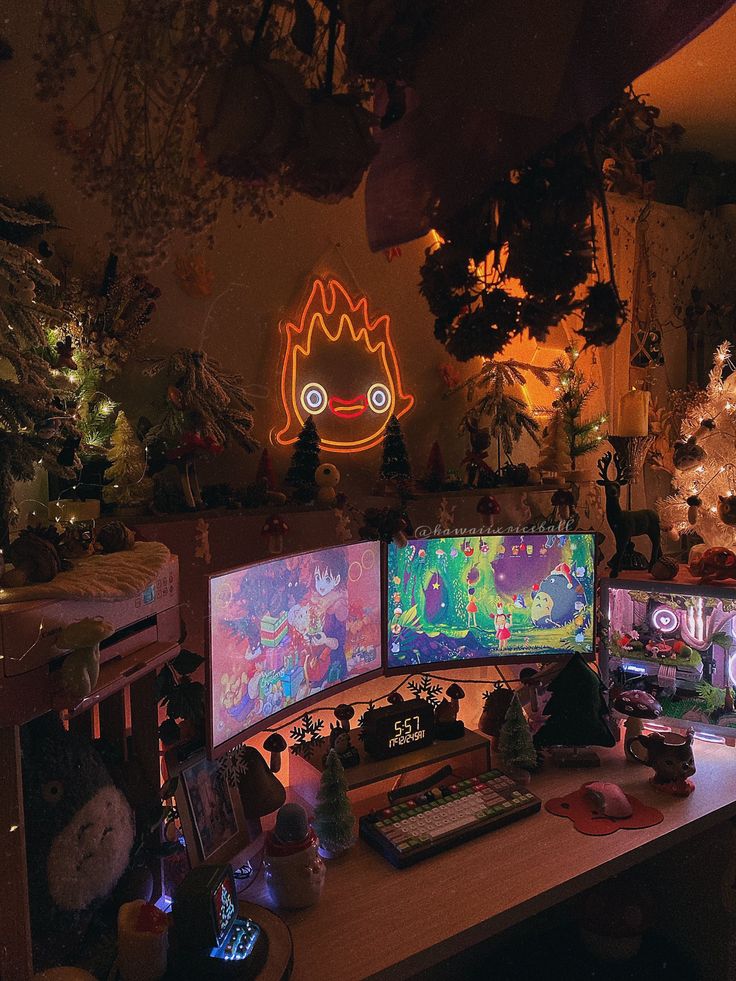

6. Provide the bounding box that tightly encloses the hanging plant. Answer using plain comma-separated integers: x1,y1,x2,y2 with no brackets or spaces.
36,0,373,268
420,92,674,362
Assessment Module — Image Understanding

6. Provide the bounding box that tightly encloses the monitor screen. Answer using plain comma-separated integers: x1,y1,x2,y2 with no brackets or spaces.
209,542,382,754
603,579,736,737
385,532,596,671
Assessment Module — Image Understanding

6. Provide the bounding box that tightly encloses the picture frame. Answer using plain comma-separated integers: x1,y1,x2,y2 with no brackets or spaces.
167,748,250,867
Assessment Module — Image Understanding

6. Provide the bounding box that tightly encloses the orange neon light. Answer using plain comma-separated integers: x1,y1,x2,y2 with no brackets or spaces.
276,277,414,453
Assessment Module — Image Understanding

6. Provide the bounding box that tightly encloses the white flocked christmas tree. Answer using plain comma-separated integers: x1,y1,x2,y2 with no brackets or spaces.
659,342,736,549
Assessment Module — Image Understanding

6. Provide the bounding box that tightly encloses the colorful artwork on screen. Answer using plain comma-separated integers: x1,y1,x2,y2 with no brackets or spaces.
210,542,381,749
606,584,736,732
386,533,596,668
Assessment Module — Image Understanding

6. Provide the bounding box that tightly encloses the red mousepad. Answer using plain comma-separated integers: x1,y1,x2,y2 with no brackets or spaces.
545,787,664,835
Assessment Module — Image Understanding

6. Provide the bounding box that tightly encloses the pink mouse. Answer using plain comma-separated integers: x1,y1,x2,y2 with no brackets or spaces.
584,781,634,819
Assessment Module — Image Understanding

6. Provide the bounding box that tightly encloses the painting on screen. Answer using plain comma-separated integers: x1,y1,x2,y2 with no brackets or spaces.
386,533,596,668
210,542,381,749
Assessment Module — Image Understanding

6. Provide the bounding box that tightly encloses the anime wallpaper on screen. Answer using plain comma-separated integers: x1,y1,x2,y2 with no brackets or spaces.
210,542,381,750
386,533,596,668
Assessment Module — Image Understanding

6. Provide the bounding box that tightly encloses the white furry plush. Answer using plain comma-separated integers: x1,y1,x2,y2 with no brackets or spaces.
46,785,134,911
0,541,170,602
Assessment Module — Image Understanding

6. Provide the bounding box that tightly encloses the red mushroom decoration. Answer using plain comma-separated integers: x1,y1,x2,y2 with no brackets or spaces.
166,430,223,509
477,495,501,526
262,514,289,555
612,689,663,762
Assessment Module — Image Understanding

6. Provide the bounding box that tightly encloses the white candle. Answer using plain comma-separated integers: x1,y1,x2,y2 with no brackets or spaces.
618,389,650,437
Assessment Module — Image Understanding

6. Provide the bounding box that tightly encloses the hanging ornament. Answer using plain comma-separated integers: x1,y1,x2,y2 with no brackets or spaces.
692,417,716,441
717,495,736,527
55,336,77,370
673,436,706,471
686,495,702,525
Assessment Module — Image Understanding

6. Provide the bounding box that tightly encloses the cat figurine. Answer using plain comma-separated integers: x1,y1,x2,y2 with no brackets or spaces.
627,728,696,797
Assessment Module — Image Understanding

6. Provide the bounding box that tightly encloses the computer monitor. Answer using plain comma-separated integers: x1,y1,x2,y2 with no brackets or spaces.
602,577,736,739
208,541,383,756
384,532,597,672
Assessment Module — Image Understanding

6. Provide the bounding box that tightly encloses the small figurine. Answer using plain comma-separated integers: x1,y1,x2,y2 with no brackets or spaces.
264,803,326,909
689,545,736,584
261,514,288,555
315,463,340,504
58,618,114,707
462,418,492,487
627,729,696,797
328,724,360,768
597,451,661,577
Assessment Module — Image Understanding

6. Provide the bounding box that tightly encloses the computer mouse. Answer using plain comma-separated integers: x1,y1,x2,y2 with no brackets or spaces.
584,781,633,819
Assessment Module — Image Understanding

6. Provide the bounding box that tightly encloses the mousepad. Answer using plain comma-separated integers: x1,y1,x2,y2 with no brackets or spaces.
545,787,664,835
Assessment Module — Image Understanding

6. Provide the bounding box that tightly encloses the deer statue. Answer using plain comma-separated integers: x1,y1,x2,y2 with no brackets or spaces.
596,451,661,578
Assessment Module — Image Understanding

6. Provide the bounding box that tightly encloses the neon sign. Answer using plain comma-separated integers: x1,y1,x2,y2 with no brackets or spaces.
276,278,414,453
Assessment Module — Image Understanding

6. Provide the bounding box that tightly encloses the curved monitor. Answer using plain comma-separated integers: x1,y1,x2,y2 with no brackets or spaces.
208,541,382,757
385,532,597,672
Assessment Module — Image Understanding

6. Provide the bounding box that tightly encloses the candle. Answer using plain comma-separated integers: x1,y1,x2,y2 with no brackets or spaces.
617,389,650,437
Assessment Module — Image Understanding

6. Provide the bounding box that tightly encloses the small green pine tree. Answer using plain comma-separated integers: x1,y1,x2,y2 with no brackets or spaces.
380,415,412,482
313,749,355,855
498,693,537,771
285,416,321,495
552,347,606,470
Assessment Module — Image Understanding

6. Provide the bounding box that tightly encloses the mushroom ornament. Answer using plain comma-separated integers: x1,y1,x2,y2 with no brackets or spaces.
264,733,288,773
612,689,663,762
262,515,289,555
477,495,501,526
58,618,114,708
435,683,465,739
334,703,355,731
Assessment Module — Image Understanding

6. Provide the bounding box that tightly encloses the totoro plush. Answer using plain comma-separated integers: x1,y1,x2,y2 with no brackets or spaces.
21,713,135,970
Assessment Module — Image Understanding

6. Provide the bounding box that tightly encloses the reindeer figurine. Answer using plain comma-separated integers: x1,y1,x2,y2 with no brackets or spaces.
597,451,661,578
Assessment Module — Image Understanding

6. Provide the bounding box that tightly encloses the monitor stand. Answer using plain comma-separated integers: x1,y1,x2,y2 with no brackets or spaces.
290,729,492,811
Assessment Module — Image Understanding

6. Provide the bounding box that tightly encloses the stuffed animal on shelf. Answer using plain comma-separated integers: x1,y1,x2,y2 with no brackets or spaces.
689,545,736,583
21,713,135,970
596,451,661,577
315,463,340,504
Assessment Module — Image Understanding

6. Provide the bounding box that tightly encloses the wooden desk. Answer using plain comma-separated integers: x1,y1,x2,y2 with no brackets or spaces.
247,741,736,981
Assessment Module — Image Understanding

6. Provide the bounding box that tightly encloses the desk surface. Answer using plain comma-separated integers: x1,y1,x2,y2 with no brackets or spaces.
246,740,736,981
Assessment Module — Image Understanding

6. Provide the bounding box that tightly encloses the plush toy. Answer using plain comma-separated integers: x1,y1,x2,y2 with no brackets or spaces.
22,713,135,970
57,618,114,707
315,463,340,504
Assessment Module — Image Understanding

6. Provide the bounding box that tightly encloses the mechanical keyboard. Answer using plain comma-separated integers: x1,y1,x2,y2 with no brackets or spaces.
359,769,541,868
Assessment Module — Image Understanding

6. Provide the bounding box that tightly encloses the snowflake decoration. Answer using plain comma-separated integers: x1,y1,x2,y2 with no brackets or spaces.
217,744,249,789
290,713,326,759
407,674,443,707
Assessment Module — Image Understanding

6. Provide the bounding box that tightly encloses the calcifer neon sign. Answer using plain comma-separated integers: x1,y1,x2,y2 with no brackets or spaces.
276,278,414,453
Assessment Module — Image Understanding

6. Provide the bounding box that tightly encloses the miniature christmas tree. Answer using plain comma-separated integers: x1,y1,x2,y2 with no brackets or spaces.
535,652,616,764
143,348,257,453
380,415,412,482
537,412,571,479
313,749,355,858
659,342,736,549
103,410,153,507
255,447,276,491
498,693,537,771
284,416,321,499
551,347,607,472
422,440,446,490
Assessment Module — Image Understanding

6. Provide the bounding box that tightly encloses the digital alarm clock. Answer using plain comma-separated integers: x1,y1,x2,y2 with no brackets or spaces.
172,864,268,978
361,697,435,759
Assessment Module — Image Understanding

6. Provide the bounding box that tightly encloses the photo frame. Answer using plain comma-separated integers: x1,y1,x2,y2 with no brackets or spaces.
167,748,250,867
